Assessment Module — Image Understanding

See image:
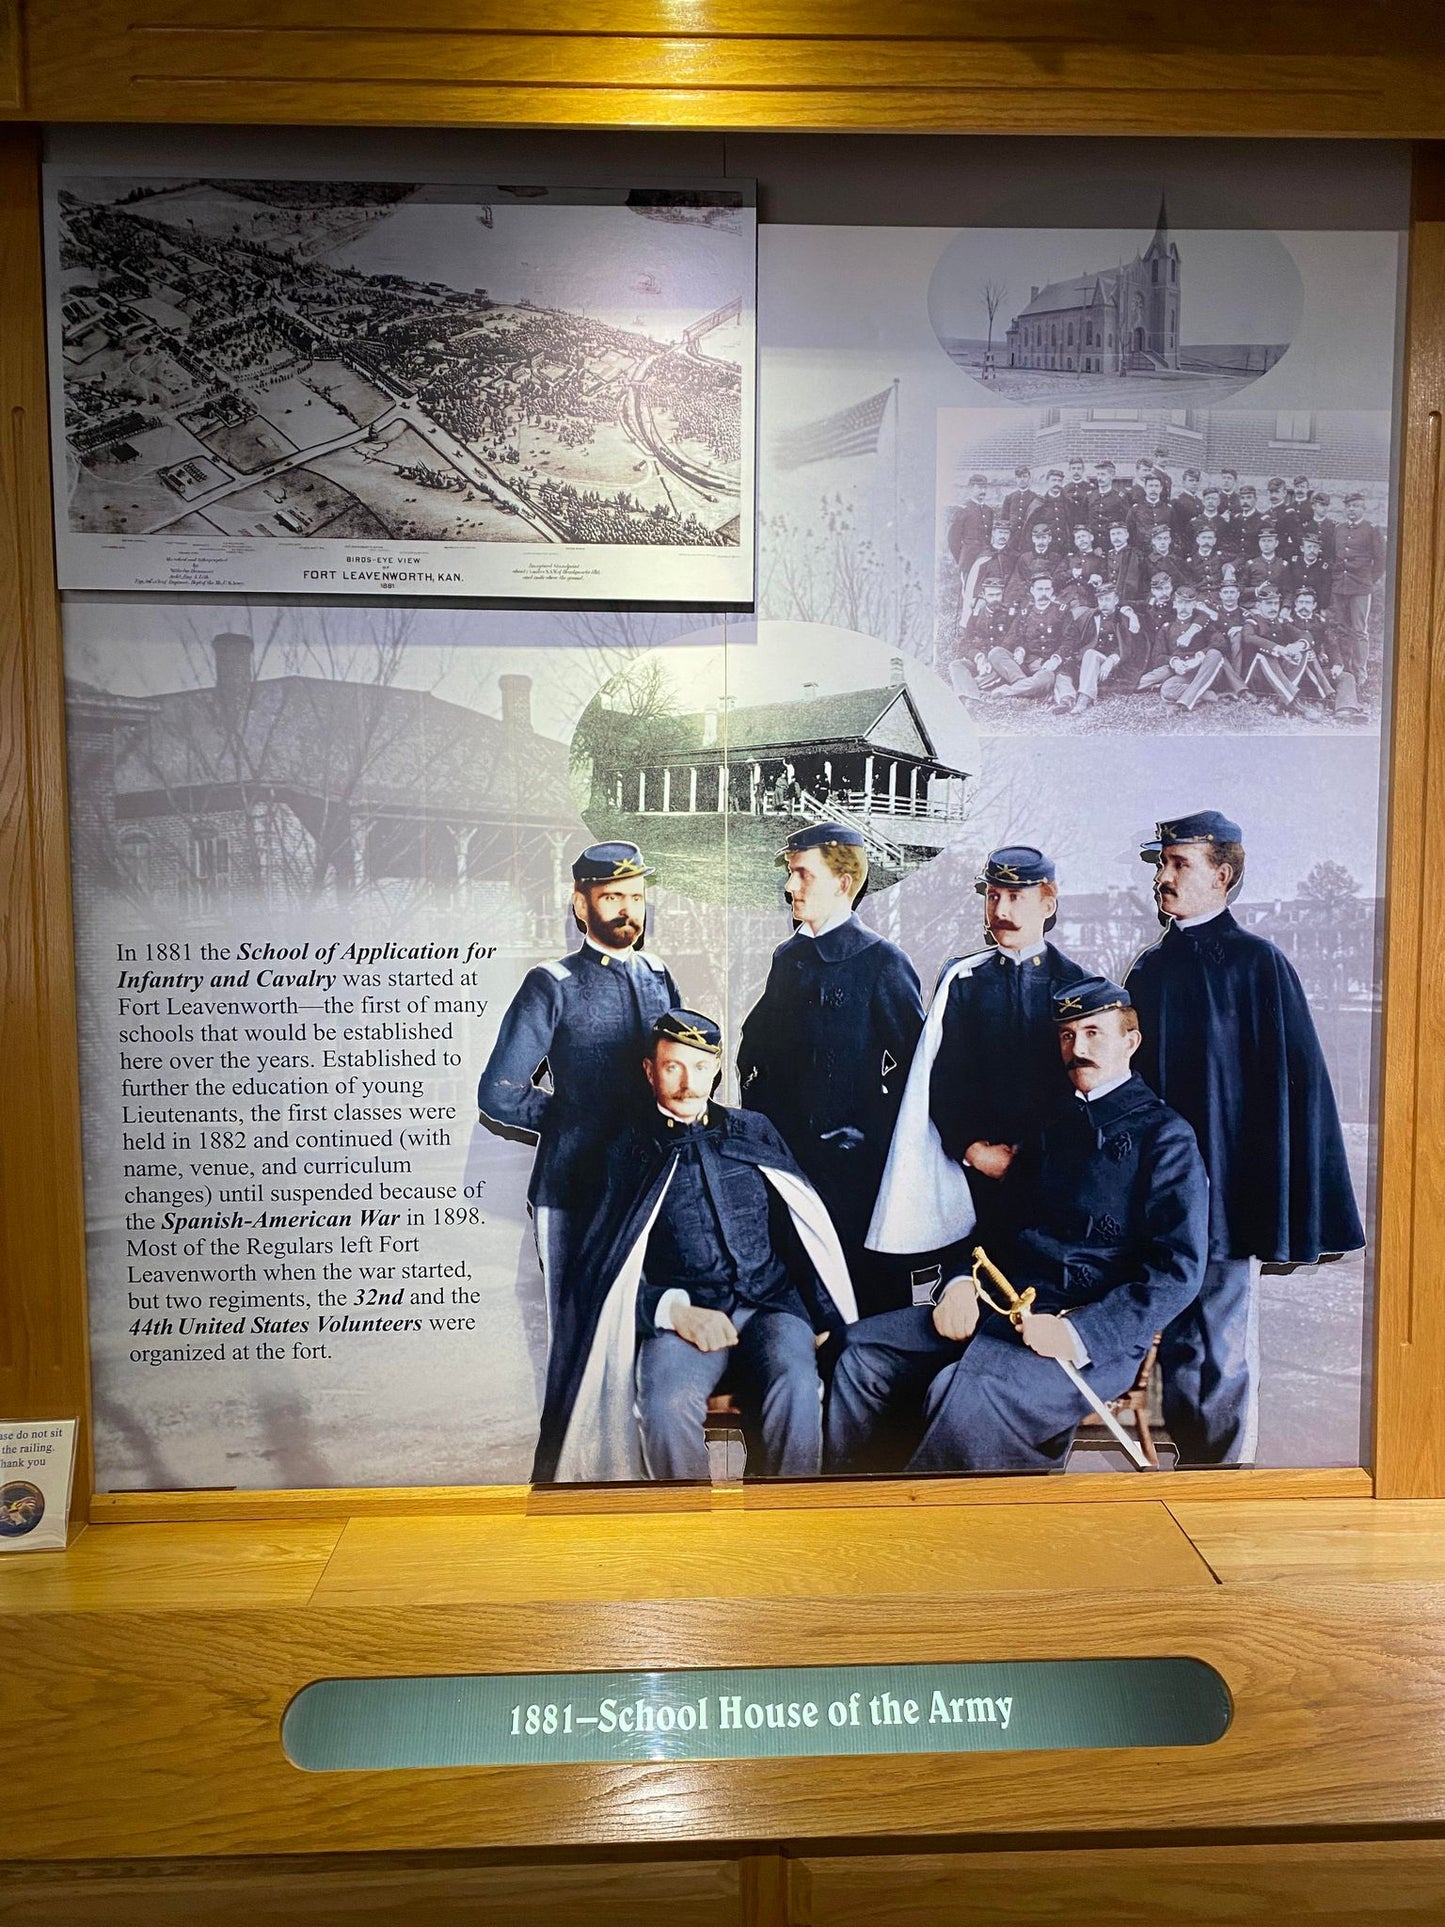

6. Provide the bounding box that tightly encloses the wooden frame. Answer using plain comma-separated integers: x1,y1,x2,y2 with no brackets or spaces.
3,7,1443,1520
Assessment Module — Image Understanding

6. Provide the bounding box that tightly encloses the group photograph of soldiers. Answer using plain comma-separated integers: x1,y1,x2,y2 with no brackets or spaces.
478,812,1365,1487
937,431,1390,733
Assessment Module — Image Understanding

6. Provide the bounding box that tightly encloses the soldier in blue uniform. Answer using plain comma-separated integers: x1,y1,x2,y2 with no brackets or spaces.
868,847,1088,1267
476,840,680,1319
1126,811,1365,1464
738,823,925,1316
533,1009,856,1484
827,977,1209,1474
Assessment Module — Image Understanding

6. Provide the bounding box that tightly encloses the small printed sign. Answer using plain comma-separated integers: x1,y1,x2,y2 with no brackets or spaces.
284,1658,1230,1770
0,1420,76,1553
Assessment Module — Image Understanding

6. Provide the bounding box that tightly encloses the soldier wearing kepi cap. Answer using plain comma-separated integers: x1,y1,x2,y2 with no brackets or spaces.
868,846,1088,1266
827,975,1209,1475
476,841,681,1324
1126,811,1364,1465
737,823,925,1315
534,1007,856,1484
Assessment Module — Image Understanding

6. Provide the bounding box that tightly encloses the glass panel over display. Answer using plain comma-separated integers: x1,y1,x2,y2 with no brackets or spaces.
55,133,1402,1493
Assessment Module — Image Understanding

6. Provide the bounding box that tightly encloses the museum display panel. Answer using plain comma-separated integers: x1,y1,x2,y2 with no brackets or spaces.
9,8,1445,1919
43,128,1401,1500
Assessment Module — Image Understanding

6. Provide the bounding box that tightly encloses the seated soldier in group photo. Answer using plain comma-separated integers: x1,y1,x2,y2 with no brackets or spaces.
826,976,1210,1475
533,1008,858,1486
939,439,1389,728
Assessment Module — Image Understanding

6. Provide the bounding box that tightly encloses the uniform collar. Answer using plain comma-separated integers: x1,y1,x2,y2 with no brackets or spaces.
1166,907,1238,942
583,936,635,967
796,904,854,941
789,915,877,963
1075,1069,1133,1105
1172,904,1227,931
655,1104,714,1137
996,939,1047,966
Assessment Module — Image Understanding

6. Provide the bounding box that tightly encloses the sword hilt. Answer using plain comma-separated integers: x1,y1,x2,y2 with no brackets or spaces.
970,1245,1035,1328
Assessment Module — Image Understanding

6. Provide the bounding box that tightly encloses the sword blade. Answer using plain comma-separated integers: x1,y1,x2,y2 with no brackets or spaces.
1056,1356,1152,1471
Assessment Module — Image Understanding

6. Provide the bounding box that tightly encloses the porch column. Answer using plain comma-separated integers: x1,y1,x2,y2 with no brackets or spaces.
864,752,875,814
909,766,919,814
638,769,647,812
662,767,672,814
718,763,728,812
887,759,898,815
689,766,698,813
750,761,761,813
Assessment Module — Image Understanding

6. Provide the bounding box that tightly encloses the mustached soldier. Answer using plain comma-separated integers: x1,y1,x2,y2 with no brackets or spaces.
868,846,1088,1264
534,1009,856,1485
829,977,1208,1475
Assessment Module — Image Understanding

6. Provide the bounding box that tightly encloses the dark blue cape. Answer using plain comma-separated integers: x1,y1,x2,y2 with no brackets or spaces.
735,916,924,1260
1125,910,1364,1263
532,1104,854,1483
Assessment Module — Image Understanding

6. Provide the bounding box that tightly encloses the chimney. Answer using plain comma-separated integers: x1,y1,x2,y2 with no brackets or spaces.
702,706,719,748
212,633,254,722
890,656,906,684
802,682,818,698
499,672,532,736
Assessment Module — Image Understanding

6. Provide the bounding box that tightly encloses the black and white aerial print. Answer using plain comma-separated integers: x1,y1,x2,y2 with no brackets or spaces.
45,176,756,601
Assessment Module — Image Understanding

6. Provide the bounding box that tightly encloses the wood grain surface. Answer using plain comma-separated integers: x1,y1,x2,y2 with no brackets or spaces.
1169,1498,1445,1584
12,1580,1445,1858
0,1850,745,1926
8,1,1445,133
1374,149,1445,1498
0,127,92,1506
86,1466,1373,1525
308,1502,1216,1604
795,1840,1445,1927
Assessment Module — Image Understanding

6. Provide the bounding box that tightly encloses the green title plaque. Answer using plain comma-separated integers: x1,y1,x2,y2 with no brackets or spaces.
284,1658,1230,1769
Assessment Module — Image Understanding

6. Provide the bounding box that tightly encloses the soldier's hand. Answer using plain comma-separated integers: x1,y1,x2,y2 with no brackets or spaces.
1020,1311,1086,1365
932,1278,980,1342
820,1125,866,1154
672,1306,740,1353
965,1140,1016,1180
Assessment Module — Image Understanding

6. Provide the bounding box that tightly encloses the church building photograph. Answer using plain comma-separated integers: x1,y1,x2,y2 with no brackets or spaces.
929,198,1298,406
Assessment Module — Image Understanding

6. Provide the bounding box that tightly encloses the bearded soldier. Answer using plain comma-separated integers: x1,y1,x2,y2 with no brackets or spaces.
477,841,679,1315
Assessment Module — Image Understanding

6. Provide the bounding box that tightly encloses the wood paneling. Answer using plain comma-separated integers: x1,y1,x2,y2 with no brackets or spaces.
0,129,91,1508
309,1503,1216,1606
1170,1498,1445,1584
13,1581,1445,1857
85,1466,1373,1525
0,1,21,112
10,1842,1445,1927
7,1,1445,133
0,1851,743,1927
1373,149,1445,1497
796,1840,1445,1927
0,1522,344,1612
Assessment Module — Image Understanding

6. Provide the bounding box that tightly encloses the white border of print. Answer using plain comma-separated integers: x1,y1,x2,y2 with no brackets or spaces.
43,170,757,603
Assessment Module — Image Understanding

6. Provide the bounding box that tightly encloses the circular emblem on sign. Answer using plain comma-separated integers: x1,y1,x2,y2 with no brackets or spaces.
0,1481,45,1537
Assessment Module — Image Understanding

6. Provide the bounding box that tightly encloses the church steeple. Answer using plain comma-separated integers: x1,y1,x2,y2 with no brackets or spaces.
1146,191,1170,256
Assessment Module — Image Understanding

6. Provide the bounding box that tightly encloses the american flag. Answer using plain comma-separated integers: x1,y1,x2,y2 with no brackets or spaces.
773,386,893,470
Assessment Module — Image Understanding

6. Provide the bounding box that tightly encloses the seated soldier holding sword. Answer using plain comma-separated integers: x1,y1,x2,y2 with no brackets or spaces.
827,977,1209,1475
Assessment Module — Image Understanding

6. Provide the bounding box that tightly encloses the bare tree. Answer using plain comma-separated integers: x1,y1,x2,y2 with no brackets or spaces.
981,279,1008,366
